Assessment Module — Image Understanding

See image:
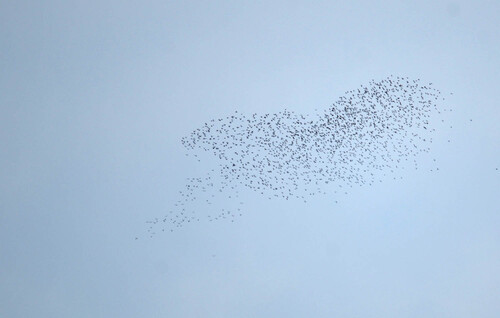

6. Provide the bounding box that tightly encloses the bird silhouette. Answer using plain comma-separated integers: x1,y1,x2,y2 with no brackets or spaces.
144,75,452,236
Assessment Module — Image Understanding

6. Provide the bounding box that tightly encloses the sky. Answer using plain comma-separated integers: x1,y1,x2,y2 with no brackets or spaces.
1,1,499,317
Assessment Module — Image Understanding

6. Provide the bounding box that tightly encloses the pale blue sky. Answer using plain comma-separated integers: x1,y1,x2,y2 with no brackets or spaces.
1,1,499,317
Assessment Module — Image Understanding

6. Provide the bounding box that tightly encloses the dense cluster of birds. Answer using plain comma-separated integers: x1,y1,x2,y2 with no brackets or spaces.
143,75,453,237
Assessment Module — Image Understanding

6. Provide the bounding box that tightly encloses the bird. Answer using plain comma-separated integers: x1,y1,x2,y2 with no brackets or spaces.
145,75,453,236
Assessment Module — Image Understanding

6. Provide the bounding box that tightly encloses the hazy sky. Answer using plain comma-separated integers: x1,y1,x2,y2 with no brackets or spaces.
1,1,499,317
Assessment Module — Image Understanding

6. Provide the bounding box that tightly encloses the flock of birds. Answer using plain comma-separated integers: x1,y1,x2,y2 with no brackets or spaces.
142,75,455,238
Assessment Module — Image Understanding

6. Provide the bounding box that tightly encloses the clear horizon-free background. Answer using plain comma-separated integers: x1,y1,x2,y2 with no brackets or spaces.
1,1,499,317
